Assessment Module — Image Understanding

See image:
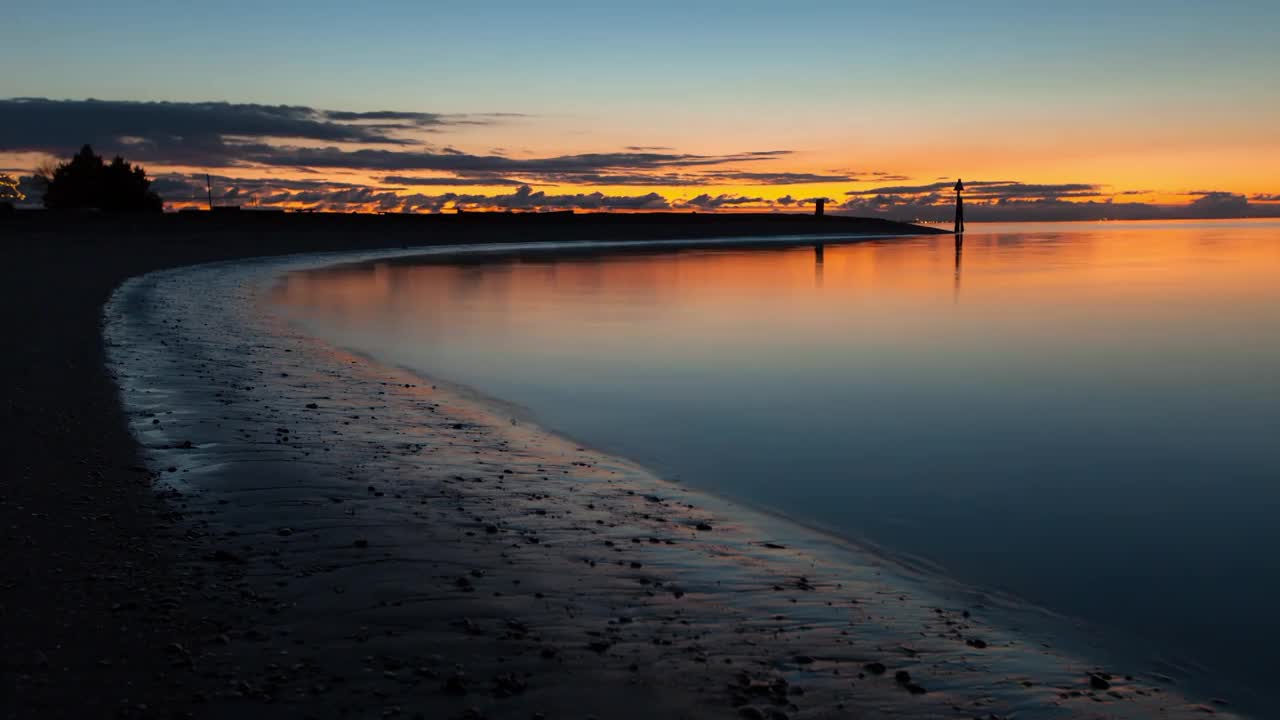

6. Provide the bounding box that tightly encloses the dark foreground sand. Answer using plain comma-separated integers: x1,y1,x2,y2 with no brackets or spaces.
0,213,1239,719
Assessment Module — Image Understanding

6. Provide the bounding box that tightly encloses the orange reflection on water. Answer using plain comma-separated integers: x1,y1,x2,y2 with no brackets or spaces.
274,221,1280,335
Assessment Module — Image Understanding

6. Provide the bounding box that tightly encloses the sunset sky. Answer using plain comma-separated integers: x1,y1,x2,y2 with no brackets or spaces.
2,1,1278,219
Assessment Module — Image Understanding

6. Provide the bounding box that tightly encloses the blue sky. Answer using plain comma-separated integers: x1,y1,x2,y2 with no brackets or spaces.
6,1,1276,112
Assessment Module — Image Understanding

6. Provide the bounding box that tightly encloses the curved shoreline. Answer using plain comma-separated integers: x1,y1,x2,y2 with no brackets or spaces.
104,245,1244,719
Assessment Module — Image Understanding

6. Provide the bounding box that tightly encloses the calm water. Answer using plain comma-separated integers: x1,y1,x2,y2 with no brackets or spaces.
273,220,1280,706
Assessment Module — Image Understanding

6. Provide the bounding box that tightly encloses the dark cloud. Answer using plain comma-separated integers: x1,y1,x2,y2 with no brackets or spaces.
1252,193,1280,202
168,145,792,189
839,188,1278,222
513,172,699,186
0,102,796,185
150,173,374,201
0,98,473,156
504,166,868,187
1185,191,1249,217
416,185,671,213
388,185,671,213
676,193,764,210
847,180,985,195
702,171,856,185
458,185,670,211
382,175,528,187
375,166,872,188
236,146,791,174
321,110,450,124
971,183,1103,199
835,179,1173,221
847,180,1104,199
155,174,671,213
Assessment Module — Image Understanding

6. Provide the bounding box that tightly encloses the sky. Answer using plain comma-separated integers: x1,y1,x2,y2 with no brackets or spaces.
2,0,1278,219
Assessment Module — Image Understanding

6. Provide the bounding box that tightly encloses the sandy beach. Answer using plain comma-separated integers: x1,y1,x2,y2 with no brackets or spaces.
0,214,1242,719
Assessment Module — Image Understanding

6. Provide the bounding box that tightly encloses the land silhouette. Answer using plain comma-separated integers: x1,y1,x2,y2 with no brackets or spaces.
2,200,947,244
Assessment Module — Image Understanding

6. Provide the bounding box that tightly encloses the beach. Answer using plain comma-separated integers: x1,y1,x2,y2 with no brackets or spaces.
0,214,1242,719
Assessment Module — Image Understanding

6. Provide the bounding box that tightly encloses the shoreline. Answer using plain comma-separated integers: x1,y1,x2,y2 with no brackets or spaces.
109,246,1241,718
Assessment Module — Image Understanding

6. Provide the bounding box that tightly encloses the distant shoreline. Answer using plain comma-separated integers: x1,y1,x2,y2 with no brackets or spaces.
0,208,947,247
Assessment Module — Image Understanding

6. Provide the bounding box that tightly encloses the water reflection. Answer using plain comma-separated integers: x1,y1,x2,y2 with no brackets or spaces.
953,235,964,302
274,220,1280,710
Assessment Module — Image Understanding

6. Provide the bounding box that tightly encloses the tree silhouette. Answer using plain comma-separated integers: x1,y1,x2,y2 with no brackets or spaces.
42,145,163,212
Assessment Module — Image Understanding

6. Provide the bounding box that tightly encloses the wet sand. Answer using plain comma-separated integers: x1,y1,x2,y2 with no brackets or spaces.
0,215,1244,719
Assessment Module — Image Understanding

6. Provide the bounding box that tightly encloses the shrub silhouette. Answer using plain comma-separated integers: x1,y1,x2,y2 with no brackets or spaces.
42,145,163,212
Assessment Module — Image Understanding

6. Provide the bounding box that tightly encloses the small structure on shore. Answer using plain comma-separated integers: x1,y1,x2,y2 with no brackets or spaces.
953,179,965,234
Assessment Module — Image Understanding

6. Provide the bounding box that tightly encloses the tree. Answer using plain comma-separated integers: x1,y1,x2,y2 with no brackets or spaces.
0,174,22,201
42,145,163,212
